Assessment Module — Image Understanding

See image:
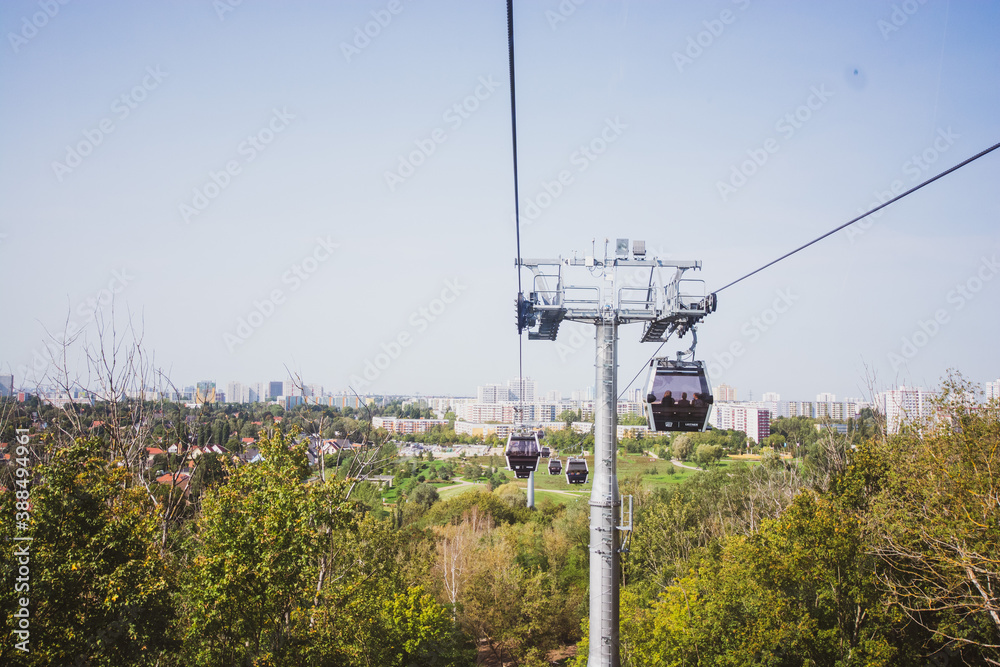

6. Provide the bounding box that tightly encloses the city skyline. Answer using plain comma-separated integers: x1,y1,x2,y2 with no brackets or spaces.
2,2,999,403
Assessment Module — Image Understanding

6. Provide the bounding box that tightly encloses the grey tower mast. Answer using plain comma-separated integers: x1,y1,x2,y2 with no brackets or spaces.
517,239,715,667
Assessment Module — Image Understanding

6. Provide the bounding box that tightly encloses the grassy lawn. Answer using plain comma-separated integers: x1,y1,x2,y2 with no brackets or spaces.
531,489,588,505
415,452,763,502
437,481,486,500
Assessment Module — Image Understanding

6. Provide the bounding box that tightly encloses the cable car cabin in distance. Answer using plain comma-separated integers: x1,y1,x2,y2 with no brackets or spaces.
548,457,562,475
504,431,541,479
645,358,713,432
565,457,588,484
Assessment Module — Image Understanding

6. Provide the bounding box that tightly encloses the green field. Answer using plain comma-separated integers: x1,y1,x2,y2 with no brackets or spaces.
436,481,486,500
385,453,758,505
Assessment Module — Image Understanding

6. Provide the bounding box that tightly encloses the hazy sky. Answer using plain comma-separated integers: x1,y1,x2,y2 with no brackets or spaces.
2,0,998,402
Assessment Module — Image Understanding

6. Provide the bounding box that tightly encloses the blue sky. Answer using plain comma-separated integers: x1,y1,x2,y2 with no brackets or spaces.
1,0,998,402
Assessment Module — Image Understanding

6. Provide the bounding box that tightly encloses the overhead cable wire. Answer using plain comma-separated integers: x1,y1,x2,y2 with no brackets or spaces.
713,141,1000,294
620,140,1000,403
617,337,669,401
507,0,525,422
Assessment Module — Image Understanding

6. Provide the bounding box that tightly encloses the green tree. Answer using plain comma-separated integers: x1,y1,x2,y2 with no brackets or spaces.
179,426,471,665
0,439,175,666
866,376,1000,660
411,482,441,509
628,492,909,666
558,409,579,427
694,443,723,468
671,434,693,461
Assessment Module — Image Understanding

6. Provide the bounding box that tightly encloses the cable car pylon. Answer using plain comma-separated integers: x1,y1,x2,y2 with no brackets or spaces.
517,239,715,666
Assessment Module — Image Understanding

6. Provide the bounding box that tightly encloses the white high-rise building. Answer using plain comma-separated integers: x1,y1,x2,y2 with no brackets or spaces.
477,383,508,404
709,403,771,443
226,381,245,403
816,392,836,403
762,392,780,402
508,377,536,403
986,379,1000,401
713,384,737,402
878,386,934,434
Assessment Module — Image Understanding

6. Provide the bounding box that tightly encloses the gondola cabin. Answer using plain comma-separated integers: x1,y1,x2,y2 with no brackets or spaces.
548,457,562,475
645,358,713,432
540,446,551,458
504,431,541,479
565,457,589,484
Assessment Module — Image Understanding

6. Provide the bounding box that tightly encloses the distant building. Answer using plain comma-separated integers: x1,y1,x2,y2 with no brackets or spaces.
268,381,283,401
709,403,771,443
195,381,216,404
477,383,508,404
226,381,246,404
508,377,536,403
878,386,935,434
616,401,642,416
761,391,780,402
372,417,449,434
713,383,737,402
0,375,13,397
617,424,650,439
986,379,1000,401
281,395,305,410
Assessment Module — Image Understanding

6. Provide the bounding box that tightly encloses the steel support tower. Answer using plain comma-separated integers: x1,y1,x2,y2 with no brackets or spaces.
517,239,715,667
